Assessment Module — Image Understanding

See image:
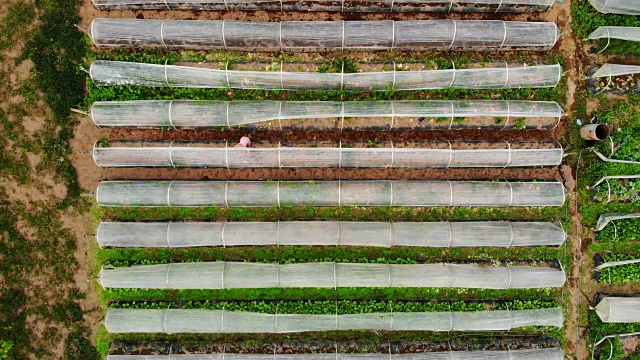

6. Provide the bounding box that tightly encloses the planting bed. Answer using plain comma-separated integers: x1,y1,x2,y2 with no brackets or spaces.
78,0,578,356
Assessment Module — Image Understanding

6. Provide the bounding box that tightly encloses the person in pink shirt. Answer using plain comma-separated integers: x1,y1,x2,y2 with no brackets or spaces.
235,136,251,147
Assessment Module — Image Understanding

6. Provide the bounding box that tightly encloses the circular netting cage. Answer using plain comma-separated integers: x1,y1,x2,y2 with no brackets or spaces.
98,262,567,289
103,307,564,333
95,180,567,207
88,100,564,130
89,19,560,51
91,0,555,11
595,296,640,323
92,141,563,168
89,60,563,91
96,220,567,248
104,349,566,360
589,0,640,14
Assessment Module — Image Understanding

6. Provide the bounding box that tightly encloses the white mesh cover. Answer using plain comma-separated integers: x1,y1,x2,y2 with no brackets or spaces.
91,0,555,11
89,19,559,50
89,100,563,130
95,180,566,207
98,262,566,289
96,221,567,248
105,349,565,360
589,0,640,14
89,61,563,90
591,64,640,79
104,307,563,333
92,143,563,168
588,27,640,43
595,296,640,323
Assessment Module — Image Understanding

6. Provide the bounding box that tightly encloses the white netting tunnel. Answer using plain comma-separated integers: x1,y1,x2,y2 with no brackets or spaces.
95,180,567,207
104,307,564,333
595,296,640,323
589,0,640,14
105,349,566,360
89,19,560,50
91,0,556,12
96,221,567,248
591,63,640,78
89,61,563,90
588,27,640,44
88,100,564,130
92,141,563,168
98,262,567,289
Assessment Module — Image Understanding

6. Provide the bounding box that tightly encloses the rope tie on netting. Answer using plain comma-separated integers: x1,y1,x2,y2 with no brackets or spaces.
507,181,514,207
221,20,227,48
390,99,395,128
448,20,457,50
448,61,456,89
446,140,453,169
506,302,513,330
338,179,342,206
341,21,346,52
277,101,283,131
503,140,512,168
168,140,176,168
388,299,394,330
279,23,283,51
221,221,226,248
276,180,281,207
598,27,612,54
168,100,177,129
164,60,170,87
166,180,175,206
387,263,392,288
447,0,454,13
221,303,225,333
166,221,172,248
391,21,396,49
507,221,515,248
224,180,230,207
340,102,345,131
162,305,170,334
447,301,454,332
448,221,454,248
448,180,454,206
277,142,282,169
162,0,170,10
221,262,226,290
389,140,395,169
506,263,513,290
338,141,343,169
333,262,338,290
160,20,167,48
224,141,230,169
502,61,510,89
448,99,455,130
225,62,231,89
391,62,397,91
499,21,507,49
502,100,511,130
225,102,230,127
340,62,345,91
165,262,172,289
280,61,284,91
389,180,394,206
388,221,394,248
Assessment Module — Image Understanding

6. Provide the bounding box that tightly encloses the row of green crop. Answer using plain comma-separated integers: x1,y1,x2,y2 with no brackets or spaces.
83,49,566,106
597,254,640,283
101,286,561,303
572,0,640,38
99,246,564,269
108,299,559,313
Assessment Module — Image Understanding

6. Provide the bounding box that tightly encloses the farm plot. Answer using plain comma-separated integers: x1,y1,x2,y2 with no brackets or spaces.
79,2,575,359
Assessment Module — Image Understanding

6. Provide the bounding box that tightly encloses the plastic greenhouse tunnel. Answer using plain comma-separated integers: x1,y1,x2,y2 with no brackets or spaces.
589,0,640,14
94,180,567,207
96,220,567,248
89,60,563,90
103,348,566,360
91,0,556,12
588,27,640,51
88,100,564,130
595,296,640,323
103,307,564,333
98,262,567,289
88,19,560,50
92,141,564,168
